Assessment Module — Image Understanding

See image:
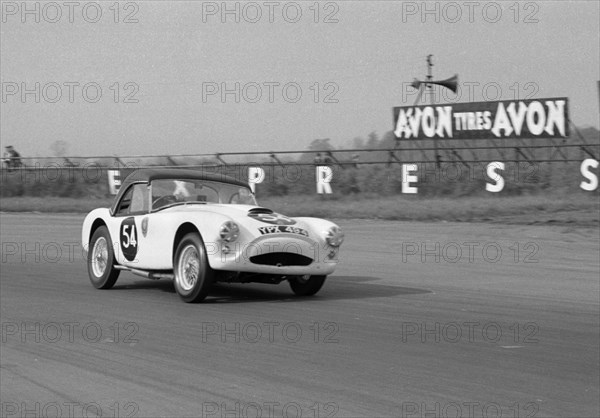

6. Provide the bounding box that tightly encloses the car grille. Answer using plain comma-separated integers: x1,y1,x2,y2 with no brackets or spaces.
250,252,313,266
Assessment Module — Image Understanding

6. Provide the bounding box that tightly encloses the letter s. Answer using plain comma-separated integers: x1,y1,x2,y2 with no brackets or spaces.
580,159,599,191
486,162,505,193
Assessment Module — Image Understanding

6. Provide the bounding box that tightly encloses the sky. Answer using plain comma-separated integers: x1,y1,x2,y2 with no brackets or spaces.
1,0,599,158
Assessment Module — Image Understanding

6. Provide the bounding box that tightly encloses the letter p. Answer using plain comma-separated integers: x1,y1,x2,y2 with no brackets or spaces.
1,242,19,263
201,322,219,343
402,2,418,23
1,401,18,417
202,402,219,417
401,242,418,262
201,2,219,23
202,82,219,103
2,82,19,103
1,2,18,23
2,322,18,343
248,167,265,193
401,322,419,343
401,402,419,417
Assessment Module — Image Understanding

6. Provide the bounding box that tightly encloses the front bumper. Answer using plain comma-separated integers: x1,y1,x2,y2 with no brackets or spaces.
205,234,340,276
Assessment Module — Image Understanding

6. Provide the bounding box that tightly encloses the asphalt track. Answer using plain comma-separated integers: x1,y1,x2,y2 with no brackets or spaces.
1,213,598,418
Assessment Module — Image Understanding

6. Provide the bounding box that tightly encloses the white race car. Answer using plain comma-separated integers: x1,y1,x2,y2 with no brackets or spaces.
82,169,344,302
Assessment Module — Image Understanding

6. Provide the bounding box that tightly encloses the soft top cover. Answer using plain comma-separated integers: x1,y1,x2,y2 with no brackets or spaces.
111,168,250,214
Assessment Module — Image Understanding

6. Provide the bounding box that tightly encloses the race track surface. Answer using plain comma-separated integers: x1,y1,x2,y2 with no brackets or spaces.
1,213,599,418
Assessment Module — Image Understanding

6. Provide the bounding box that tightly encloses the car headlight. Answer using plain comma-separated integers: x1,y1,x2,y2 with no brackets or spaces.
325,226,344,247
219,221,240,243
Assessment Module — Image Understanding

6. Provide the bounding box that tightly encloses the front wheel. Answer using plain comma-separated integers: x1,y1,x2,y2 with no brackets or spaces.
173,233,214,303
289,275,327,296
88,226,120,289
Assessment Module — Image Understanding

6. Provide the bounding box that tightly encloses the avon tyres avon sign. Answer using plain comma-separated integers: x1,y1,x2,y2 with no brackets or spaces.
393,97,569,140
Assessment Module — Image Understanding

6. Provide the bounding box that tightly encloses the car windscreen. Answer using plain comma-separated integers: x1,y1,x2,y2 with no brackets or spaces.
150,179,256,210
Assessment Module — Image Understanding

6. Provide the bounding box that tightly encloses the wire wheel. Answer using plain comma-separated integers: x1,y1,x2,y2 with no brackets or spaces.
173,233,214,303
87,225,119,289
176,245,201,291
91,236,108,278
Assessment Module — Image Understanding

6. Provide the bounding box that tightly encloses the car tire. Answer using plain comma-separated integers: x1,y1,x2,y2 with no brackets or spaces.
88,225,120,289
289,275,327,296
173,233,214,303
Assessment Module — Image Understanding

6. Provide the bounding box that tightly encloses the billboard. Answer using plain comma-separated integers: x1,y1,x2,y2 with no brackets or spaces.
393,97,569,140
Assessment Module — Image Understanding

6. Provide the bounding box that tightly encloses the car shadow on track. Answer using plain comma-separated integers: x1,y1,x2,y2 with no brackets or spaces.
113,275,431,303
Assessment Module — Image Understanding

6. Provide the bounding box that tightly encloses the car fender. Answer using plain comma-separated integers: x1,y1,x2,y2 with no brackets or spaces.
293,217,341,245
81,208,112,255
133,210,236,270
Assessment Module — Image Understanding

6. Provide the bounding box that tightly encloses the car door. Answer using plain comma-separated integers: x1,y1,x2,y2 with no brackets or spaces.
111,182,150,268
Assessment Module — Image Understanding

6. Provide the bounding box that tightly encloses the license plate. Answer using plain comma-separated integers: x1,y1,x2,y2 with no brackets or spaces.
258,225,309,236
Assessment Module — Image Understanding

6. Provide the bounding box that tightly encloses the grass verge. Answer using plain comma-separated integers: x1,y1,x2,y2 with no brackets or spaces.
260,194,599,226
0,197,113,213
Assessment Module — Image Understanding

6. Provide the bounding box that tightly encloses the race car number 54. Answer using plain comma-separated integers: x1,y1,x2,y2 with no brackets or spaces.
120,217,138,261
258,225,309,236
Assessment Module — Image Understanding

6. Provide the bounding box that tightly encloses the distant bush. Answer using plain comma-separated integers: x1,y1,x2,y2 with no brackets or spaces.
0,166,110,199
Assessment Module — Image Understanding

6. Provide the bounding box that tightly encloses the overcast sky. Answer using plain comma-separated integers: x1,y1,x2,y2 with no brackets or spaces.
1,0,599,157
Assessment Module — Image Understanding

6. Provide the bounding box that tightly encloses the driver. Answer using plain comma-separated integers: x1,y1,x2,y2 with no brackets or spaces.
231,187,253,204
172,181,191,201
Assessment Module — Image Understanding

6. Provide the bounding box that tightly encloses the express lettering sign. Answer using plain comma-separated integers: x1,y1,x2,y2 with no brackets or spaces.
393,98,569,140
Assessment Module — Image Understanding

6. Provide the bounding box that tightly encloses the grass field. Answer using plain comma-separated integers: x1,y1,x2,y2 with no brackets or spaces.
1,194,598,226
